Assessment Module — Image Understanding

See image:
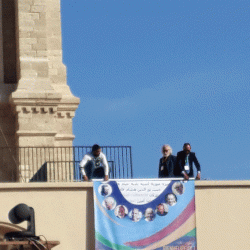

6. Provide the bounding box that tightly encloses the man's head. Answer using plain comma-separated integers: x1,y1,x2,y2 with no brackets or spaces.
174,182,184,195
145,208,154,221
166,194,177,206
157,204,165,215
118,206,126,218
92,144,101,157
132,208,140,221
105,197,114,210
162,145,172,157
183,143,191,155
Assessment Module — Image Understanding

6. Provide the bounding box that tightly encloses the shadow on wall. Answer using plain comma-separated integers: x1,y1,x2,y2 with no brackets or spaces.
30,163,47,182
0,143,17,182
0,84,17,103
86,188,95,249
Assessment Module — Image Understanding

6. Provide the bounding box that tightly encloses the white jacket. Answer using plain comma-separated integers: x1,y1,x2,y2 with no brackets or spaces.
79,151,109,176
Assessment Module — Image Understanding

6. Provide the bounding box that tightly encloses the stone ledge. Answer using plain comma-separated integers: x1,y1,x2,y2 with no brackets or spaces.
16,130,57,136
55,134,75,141
2,180,248,191
0,181,93,191
20,56,49,62
11,92,62,100
195,180,250,188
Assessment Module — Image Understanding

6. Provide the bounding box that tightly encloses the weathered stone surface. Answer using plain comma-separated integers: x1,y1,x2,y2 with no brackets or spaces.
32,38,47,50
18,4,31,12
19,26,34,32
21,0,33,4
36,50,48,57
19,31,31,38
0,0,80,182
30,31,46,38
20,38,37,45
31,5,46,13
33,0,46,5
20,51,37,57
19,44,32,51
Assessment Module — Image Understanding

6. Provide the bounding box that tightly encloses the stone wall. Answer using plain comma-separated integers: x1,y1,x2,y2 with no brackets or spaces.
0,0,79,181
0,182,95,250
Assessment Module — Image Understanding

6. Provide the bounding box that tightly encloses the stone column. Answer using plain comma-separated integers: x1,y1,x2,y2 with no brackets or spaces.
46,0,79,147
8,0,80,181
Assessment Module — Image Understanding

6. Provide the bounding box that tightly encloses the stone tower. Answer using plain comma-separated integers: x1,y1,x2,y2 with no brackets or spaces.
0,0,79,181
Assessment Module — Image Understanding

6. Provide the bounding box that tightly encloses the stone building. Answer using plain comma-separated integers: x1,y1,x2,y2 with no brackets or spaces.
0,0,79,182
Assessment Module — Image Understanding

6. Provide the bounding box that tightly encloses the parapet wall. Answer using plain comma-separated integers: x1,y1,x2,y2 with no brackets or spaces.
195,181,250,250
0,181,249,250
0,182,95,250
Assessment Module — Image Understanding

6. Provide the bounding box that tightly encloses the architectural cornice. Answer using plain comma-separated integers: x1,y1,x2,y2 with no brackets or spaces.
55,134,75,141
16,131,57,136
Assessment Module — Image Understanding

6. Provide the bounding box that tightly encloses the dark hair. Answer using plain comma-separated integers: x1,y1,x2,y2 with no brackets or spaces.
92,144,101,152
101,185,109,196
157,203,164,208
183,143,191,149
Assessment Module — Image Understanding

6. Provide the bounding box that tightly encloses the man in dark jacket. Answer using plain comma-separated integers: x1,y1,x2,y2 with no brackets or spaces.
177,143,201,180
158,145,177,178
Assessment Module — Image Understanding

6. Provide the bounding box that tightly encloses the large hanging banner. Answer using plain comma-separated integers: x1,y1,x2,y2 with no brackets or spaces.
93,179,196,250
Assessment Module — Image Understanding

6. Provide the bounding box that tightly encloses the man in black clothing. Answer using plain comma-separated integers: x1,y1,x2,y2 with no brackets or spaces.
177,143,201,180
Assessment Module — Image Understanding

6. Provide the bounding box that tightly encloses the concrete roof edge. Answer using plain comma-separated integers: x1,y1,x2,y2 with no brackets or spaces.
195,180,250,188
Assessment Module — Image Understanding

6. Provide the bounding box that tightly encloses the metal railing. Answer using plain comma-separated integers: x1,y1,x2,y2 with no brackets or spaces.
73,146,133,180
0,146,133,182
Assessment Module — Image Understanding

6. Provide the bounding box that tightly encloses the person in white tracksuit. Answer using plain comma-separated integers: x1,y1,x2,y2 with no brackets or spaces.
79,144,109,181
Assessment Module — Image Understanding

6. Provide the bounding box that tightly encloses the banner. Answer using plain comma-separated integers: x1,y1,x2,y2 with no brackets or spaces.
93,179,196,250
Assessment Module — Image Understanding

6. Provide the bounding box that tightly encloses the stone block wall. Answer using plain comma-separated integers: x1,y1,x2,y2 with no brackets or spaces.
0,0,80,181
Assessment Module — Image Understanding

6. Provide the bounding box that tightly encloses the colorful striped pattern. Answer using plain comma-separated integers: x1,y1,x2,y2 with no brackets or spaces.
95,231,135,250
125,197,195,249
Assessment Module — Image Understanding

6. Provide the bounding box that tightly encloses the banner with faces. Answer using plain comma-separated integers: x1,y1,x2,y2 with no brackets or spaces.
94,179,197,250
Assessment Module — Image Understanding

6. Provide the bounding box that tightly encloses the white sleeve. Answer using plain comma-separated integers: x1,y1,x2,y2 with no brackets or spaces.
101,153,109,176
79,154,91,176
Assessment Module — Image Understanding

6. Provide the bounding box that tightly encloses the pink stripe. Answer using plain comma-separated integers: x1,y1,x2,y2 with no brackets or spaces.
125,197,195,248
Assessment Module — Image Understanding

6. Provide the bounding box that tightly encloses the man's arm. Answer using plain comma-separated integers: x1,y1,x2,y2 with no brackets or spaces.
177,152,189,180
158,158,164,178
193,153,201,180
169,155,176,177
101,153,109,181
79,154,91,181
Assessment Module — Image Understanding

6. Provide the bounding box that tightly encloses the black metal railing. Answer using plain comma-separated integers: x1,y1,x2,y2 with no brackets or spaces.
0,146,133,182
73,146,133,180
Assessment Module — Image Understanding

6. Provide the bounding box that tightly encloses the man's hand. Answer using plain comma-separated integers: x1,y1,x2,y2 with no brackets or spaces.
183,172,189,181
196,173,201,180
83,175,89,181
104,175,109,181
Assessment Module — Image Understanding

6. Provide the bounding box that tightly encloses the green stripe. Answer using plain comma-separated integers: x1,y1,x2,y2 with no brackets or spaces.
95,231,136,250
184,228,196,237
95,228,196,249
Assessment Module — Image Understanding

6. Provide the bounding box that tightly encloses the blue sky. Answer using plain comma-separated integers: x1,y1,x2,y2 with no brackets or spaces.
61,0,250,180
